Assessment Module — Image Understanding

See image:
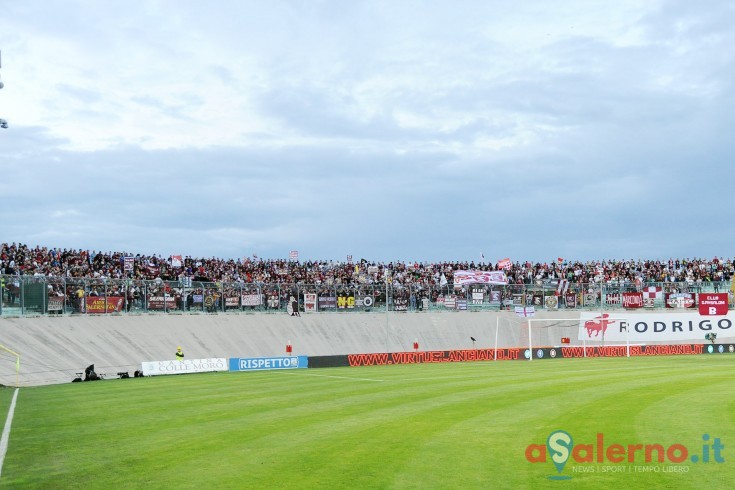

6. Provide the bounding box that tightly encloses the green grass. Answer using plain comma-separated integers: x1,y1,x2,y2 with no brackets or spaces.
1,356,734,489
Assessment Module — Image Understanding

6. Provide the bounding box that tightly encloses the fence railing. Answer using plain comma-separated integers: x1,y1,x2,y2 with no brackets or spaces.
0,274,730,317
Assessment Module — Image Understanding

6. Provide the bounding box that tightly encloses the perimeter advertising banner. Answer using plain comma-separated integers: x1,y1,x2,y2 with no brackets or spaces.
579,312,735,343
142,358,228,376
229,355,308,371
337,344,735,368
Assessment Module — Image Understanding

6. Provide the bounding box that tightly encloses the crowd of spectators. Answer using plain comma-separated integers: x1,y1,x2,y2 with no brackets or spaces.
2,242,733,290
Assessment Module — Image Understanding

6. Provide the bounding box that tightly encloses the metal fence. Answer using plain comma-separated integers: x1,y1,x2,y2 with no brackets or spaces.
0,274,729,317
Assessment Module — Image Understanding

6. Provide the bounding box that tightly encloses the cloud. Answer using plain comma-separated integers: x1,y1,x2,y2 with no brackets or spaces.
1,1,734,263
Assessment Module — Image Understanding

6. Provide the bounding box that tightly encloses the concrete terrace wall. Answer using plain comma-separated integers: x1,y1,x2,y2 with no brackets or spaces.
0,311,582,386
4,310,721,387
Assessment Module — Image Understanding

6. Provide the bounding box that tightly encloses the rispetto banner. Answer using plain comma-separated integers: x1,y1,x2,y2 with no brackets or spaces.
229,355,308,371
142,358,228,376
579,312,735,342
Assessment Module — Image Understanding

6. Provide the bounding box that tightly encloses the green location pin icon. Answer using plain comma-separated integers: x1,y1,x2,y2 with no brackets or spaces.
547,430,573,474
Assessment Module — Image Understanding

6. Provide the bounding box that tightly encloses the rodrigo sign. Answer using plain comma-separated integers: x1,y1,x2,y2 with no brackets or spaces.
579,312,735,342
229,355,308,372
142,358,228,376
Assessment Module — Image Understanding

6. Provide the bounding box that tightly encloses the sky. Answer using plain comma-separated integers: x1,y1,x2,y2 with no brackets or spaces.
1,0,734,264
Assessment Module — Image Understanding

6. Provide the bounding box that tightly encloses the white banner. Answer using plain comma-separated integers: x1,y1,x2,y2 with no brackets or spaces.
142,358,228,376
579,312,735,342
515,306,536,318
241,293,264,306
304,293,317,312
453,270,508,285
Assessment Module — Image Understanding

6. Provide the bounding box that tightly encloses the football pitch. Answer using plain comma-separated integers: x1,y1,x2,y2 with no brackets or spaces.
1,355,733,489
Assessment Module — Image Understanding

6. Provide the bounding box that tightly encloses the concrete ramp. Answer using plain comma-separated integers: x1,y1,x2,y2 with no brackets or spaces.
0,311,578,386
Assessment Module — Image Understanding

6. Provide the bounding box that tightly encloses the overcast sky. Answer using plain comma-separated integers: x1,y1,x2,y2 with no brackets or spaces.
1,0,733,264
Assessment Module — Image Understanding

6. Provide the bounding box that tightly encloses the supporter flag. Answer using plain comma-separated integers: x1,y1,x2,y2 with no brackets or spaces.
440,273,448,287
557,257,564,263
347,254,353,263
665,292,696,309
170,255,182,268
699,293,728,315
556,279,569,296
642,286,662,299
497,258,511,270
289,250,299,261
515,306,535,318
623,292,644,308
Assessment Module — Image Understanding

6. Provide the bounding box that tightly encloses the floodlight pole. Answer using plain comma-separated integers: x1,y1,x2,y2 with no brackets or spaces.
385,276,390,354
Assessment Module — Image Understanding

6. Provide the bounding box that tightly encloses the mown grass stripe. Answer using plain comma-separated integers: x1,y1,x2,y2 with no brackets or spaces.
1,356,733,488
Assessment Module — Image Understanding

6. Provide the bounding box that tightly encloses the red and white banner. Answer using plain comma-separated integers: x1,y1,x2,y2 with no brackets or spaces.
85,296,125,313
453,270,508,285
642,286,663,299
579,312,735,342
699,293,729,316
497,258,512,270
289,250,299,260
515,306,535,317
304,293,317,312
444,295,456,309
170,255,182,267
556,279,569,296
666,292,696,309
623,292,643,308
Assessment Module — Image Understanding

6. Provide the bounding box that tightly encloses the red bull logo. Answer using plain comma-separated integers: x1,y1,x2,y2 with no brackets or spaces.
584,313,616,338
